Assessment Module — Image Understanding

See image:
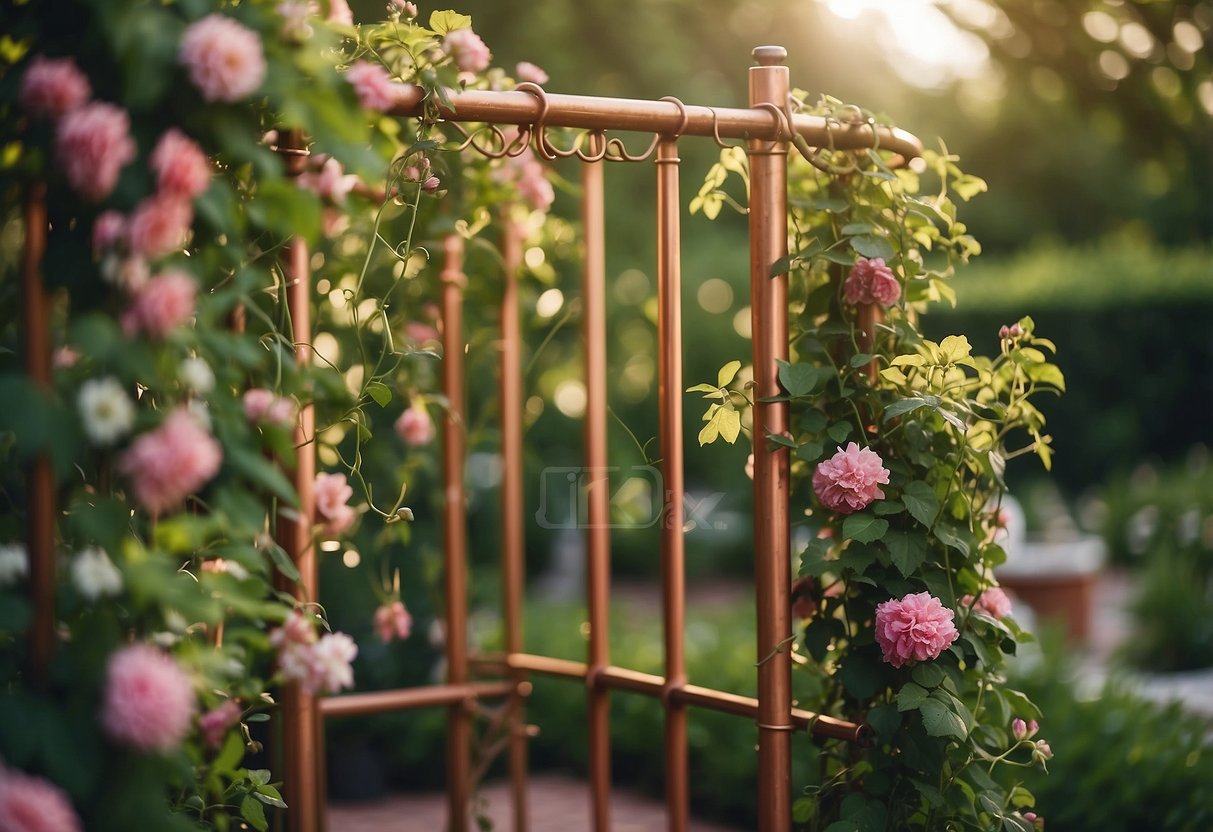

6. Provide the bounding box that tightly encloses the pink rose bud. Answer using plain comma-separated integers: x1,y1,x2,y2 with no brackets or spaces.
1033,739,1053,762
515,61,549,86
345,60,400,112
443,28,491,74
373,600,413,644
314,472,356,536
1012,718,1028,740
198,699,242,748
1028,719,1039,737
999,325,1010,339
394,403,435,446
422,175,441,192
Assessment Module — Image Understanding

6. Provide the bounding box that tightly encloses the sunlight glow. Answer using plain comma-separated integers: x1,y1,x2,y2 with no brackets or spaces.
823,0,991,88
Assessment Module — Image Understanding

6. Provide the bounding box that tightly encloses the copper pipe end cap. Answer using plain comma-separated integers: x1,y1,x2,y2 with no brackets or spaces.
752,45,788,66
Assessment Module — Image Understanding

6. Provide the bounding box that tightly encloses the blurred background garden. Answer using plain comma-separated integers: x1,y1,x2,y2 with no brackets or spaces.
323,1,1212,829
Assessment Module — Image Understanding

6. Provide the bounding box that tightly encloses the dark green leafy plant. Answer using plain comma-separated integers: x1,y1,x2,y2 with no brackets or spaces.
691,94,1064,829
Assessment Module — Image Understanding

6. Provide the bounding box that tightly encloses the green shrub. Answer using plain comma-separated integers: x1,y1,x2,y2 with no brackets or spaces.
923,239,1213,494
1000,637,1213,832
1096,453,1213,671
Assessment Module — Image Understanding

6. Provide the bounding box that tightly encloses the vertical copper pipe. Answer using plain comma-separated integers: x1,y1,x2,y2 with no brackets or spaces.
581,157,612,832
656,138,689,832
498,218,529,832
275,129,321,832
440,234,471,832
856,303,883,384
747,46,793,832
21,183,54,690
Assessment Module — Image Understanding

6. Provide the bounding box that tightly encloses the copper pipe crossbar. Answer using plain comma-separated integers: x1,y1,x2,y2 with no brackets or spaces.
389,87,922,163
319,681,515,718
502,652,869,744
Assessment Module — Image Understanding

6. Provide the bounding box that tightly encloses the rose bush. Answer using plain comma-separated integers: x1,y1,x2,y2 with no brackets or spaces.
691,96,1065,828
0,1,554,828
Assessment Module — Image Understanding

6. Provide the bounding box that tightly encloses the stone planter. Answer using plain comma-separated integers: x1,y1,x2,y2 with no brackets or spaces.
996,536,1106,642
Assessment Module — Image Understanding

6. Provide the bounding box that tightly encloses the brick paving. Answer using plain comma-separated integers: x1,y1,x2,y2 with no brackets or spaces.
326,773,741,831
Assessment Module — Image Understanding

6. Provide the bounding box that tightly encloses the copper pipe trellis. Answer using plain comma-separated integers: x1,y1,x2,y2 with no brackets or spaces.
291,44,913,832
12,44,921,832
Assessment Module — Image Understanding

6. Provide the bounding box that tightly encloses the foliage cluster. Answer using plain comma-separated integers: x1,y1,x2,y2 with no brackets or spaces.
0,1,552,828
690,94,1064,829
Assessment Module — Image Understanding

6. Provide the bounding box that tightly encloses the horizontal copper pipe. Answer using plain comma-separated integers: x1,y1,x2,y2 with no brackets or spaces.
320,681,516,718
389,87,922,162
501,653,868,744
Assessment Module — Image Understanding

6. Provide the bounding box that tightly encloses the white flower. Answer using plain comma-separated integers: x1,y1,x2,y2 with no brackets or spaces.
186,399,212,431
310,632,358,693
78,377,135,446
71,546,123,601
0,543,28,587
179,357,215,394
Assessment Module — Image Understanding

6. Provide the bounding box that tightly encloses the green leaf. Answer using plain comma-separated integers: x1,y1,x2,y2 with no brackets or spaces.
896,682,929,711
937,335,973,364
266,543,302,583
902,480,940,528
365,381,392,408
919,697,967,739
911,663,945,689
886,531,927,576
849,353,874,368
883,396,940,421
686,383,720,395
867,704,901,739
776,360,820,397
851,235,895,261
213,731,246,775
429,10,473,34
241,794,269,832
933,523,972,557
718,407,741,444
225,445,298,505
827,421,852,443
842,514,888,543
716,360,742,387
839,655,881,699
795,441,824,463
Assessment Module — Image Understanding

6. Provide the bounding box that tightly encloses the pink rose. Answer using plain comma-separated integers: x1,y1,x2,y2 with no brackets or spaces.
394,403,434,446
271,609,318,649
812,442,890,514
0,766,82,832
515,61,549,86
843,257,901,307
119,408,222,515
123,269,197,338
243,388,297,427
345,60,400,112
150,129,211,199
198,699,242,749
180,15,267,103
962,586,1012,619
127,194,193,261
373,600,412,643
55,102,136,202
325,0,353,24
299,157,358,204
442,28,491,74
93,210,126,253
102,644,196,753
874,591,959,668
314,472,356,536
20,55,90,120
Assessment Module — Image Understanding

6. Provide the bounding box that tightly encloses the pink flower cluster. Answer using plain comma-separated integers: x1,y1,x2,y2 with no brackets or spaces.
299,157,360,204
394,403,435,446
119,408,222,515
515,61,549,86
373,600,413,643
404,158,441,193
56,102,137,202
874,591,959,668
180,15,267,103
345,60,402,112
271,611,358,694
999,322,1024,340
843,257,901,307
120,269,197,339
494,142,555,213
443,28,491,74
812,442,890,514
150,128,212,199
963,586,1012,619
1011,717,1039,740
243,388,297,427
315,472,356,535
0,765,82,832
198,699,242,749
19,55,90,120
102,644,196,753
